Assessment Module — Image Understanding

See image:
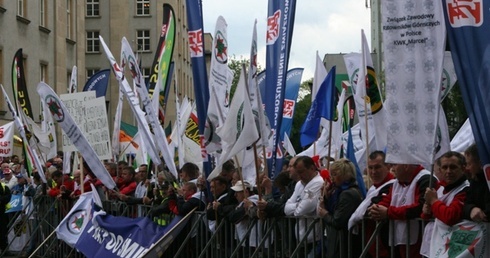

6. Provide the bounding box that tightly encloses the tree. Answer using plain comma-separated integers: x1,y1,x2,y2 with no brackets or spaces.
290,78,313,152
442,82,467,138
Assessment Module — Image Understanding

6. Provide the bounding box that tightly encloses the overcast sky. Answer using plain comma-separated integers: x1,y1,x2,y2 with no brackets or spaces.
201,0,372,82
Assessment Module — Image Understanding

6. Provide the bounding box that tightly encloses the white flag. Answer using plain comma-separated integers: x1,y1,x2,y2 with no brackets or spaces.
434,106,451,160
41,97,57,160
450,119,475,153
283,132,296,157
68,66,77,93
382,0,445,164
37,82,115,189
99,35,161,167
2,85,47,183
112,88,123,159
205,16,233,154
313,51,328,100
121,37,177,177
430,220,490,258
208,65,259,181
55,191,94,247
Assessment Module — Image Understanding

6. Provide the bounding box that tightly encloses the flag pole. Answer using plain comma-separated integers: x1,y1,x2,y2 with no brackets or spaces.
326,120,333,170
252,143,262,200
28,230,56,258
234,156,249,199
363,97,372,189
80,155,84,194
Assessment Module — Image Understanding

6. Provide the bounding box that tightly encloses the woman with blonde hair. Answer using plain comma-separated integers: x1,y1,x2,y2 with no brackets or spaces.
317,158,363,258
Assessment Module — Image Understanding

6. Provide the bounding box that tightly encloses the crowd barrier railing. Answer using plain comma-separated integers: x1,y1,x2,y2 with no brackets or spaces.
9,195,438,258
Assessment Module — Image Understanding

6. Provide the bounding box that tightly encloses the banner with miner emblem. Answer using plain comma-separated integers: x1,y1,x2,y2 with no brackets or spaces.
382,0,446,164
430,219,490,258
55,191,94,247
37,82,116,189
205,15,233,154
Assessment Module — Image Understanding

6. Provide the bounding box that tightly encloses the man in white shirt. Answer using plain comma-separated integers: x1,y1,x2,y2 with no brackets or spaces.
284,156,324,257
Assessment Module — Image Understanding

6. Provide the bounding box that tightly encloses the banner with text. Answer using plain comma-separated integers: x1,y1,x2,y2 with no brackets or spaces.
60,92,111,160
0,122,14,157
382,0,446,164
442,0,490,189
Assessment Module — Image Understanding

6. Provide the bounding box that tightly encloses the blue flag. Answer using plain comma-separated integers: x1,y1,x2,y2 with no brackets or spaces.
347,126,366,198
299,66,337,147
280,68,303,143
82,69,110,97
185,0,212,177
264,0,297,179
443,1,490,170
75,213,167,257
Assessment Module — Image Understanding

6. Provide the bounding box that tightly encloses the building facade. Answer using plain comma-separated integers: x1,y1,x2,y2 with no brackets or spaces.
0,0,212,152
0,0,85,122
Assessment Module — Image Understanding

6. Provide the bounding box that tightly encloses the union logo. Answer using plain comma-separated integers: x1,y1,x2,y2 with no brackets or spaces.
214,31,228,64
66,209,88,235
45,95,64,122
446,0,483,27
266,10,281,45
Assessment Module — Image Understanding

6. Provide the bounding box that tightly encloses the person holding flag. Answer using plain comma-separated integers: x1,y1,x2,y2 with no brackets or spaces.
421,151,469,257
368,163,436,258
348,151,395,258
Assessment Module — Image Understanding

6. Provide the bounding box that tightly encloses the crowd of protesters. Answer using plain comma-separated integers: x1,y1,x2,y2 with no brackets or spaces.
0,143,489,257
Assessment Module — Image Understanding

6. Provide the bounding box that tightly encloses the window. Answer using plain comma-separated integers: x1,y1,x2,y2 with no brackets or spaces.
137,30,150,51
86,0,99,17
87,69,100,80
40,0,47,27
40,63,48,83
141,68,151,81
66,0,73,39
17,0,26,17
136,0,150,16
86,31,100,53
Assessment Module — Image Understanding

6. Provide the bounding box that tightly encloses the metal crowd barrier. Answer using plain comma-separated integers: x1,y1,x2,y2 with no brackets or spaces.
6,195,433,258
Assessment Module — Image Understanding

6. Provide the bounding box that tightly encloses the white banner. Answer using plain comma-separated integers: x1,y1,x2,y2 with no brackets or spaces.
430,220,490,258
37,82,116,189
0,122,14,157
205,16,234,154
382,0,446,164
60,92,111,160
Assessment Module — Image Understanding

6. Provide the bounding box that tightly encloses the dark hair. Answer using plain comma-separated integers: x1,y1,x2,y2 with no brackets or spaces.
294,156,316,170
180,162,200,179
222,160,236,174
440,151,466,167
274,171,292,189
211,176,228,186
123,166,136,178
369,150,386,161
33,172,41,181
184,182,197,193
51,170,62,179
118,160,128,166
464,144,480,165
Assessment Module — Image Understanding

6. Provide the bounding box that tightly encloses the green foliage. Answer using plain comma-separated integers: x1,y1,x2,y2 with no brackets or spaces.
442,81,468,138
290,79,313,152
